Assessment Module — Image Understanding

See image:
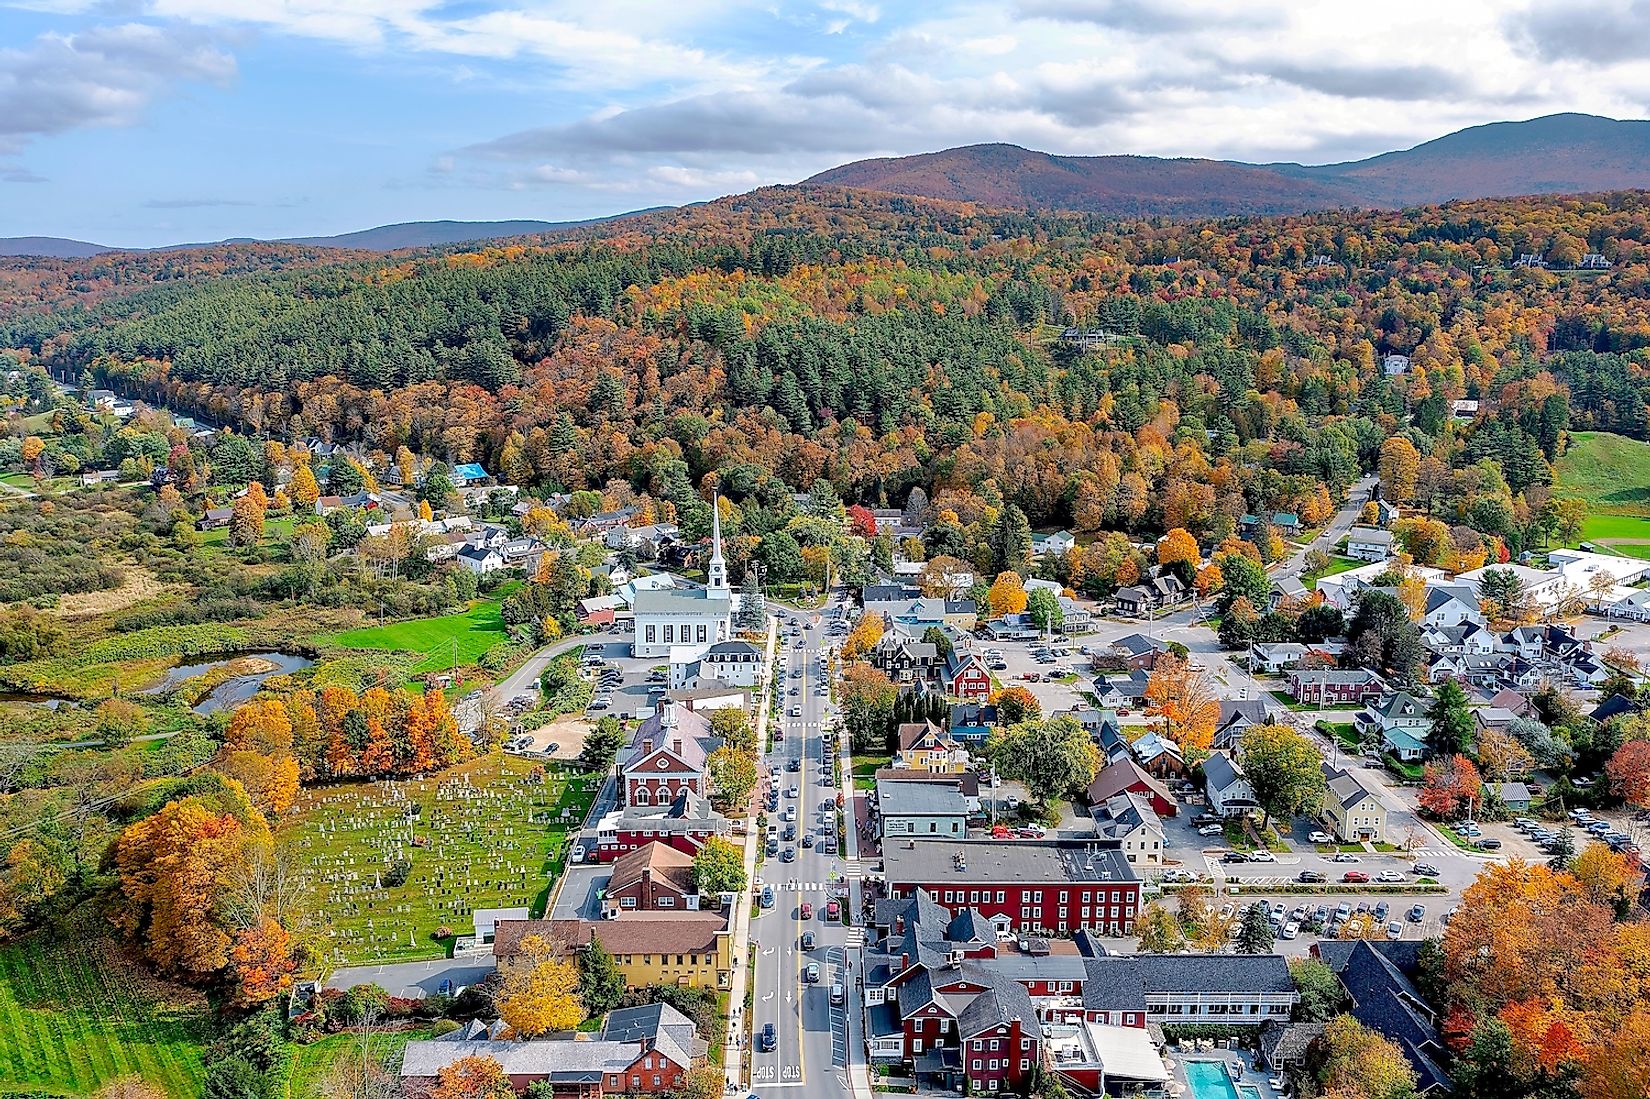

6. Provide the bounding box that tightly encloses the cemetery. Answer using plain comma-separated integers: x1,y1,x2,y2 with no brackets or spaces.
284,754,597,965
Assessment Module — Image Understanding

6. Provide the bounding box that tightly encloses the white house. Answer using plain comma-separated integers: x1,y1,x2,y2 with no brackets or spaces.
456,545,505,575
1204,753,1257,817
1321,764,1387,843
1090,792,1165,865
1345,527,1394,563
1034,531,1077,557
1382,354,1411,376
1317,561,1446,610
1419,585,1484,629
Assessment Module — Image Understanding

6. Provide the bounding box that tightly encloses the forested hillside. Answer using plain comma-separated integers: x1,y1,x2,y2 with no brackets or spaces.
4,186,1650,557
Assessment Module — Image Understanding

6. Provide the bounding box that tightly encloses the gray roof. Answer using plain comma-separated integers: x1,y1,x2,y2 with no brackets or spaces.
1091,953,1295,995
1323,763,1380,812
1320,939,1451,1092
1348,527,1394,546
1291,669,1381,685
601,1002,703,1066
957,977,1043,1041
876,779,967,818
633,587,731,614
1202,752,1246,794
883,839,1137,887
401,1039,636,1080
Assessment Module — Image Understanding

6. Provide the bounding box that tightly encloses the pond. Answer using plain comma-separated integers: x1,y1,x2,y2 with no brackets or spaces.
141,651,315,714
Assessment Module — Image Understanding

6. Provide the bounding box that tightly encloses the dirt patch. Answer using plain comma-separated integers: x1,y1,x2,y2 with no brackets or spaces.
56,567,172,618
518,713,592,762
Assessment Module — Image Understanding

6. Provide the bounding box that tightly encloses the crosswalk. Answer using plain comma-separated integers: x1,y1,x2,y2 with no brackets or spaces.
844,926,865,948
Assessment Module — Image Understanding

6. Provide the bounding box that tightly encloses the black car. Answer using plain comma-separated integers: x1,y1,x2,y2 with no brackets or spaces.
801,833,815,848
1221,852,1248,864
785,758,801,772
1474,837,1503,850
1414,863,1440,877
783,825,796,841
760,1023,777,1052
781,846,796,862
1296,870,1326,883
801,931,816,950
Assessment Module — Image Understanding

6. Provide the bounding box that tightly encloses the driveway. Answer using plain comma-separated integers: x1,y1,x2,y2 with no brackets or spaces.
325,958,495,999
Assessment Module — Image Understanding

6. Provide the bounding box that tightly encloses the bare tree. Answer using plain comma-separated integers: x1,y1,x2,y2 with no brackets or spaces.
318,1009,401,1099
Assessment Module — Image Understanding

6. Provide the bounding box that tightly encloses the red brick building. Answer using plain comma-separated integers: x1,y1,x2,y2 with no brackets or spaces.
621,702,711,808
603,842,695,916
881,839,1142,936
592,789,732,863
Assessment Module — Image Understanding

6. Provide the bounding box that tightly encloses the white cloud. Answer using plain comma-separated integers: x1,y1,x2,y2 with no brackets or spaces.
0,21,234,161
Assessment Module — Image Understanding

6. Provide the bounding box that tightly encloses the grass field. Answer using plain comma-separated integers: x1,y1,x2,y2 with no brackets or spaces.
322,593,512,675
0,920,208,1098
287,1026,429,1099
1554,431,1650,514
284,754,595,965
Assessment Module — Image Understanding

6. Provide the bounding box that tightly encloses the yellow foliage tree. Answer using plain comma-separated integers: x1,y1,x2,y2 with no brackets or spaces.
987,571,1027,616
842,614,884,660
499,936,584,1037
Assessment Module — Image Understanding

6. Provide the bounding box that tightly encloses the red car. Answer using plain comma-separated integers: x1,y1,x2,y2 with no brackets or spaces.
826,900,840,920
1342,871,1370,883
800,902,813,920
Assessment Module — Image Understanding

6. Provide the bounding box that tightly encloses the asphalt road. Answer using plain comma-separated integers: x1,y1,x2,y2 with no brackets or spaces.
747,606,855,1098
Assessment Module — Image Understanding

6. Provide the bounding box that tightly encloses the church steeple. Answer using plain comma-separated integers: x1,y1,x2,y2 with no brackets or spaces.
707,494,728,595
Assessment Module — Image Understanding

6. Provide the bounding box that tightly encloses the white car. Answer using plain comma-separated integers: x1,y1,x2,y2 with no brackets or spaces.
1281,921,1300,940
1376,870,1406,883
1197,824,1224,836
1308,831,1333,844
1247,850,1277,862
1218,903,1235,920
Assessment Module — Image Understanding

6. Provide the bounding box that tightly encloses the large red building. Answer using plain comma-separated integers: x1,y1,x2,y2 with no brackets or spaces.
882,839,1142,936
620,701,712,808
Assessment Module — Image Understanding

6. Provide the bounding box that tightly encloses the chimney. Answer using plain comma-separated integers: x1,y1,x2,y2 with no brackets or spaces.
672,738,683,755
644,738,655,754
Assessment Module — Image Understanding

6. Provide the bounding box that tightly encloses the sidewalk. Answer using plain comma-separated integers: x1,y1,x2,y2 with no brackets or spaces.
723,613,777,1090
834,648,874,1099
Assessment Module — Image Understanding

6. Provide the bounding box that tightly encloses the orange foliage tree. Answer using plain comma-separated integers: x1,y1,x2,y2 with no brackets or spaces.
1143,653,1219,761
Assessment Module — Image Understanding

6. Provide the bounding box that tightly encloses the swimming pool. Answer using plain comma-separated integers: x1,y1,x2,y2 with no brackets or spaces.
1184,1060,1262,1099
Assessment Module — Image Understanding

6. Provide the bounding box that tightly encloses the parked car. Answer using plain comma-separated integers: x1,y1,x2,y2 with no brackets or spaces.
1297,870,1326,884
1281,921,1300,940
1342,871,1370,883
1221,852,1248,864
1414,863,1440,877
1474,837,1502,850
1331,853,1360,863
761,886,775,908
1197,824,1224,836
1376,870,1405,883
1247,850,1276,862
1386,921,1404,940
1408,904,1426,923
1308,831,1333,844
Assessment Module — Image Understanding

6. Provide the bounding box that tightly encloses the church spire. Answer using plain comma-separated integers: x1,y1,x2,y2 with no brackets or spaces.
707,494,728,594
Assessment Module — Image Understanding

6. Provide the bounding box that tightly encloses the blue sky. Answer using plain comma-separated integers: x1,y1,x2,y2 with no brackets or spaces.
2,0,1648,247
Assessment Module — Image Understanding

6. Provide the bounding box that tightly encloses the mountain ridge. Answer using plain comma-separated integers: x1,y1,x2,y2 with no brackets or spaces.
0,208,672,260
804,113,1650,215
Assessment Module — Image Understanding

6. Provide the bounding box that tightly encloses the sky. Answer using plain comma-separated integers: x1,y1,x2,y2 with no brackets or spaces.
3,0,1650,247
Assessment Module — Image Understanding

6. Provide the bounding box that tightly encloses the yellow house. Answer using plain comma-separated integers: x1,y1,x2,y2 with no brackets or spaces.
1321,763,1388,843
896,721,970,774
496,914,734,991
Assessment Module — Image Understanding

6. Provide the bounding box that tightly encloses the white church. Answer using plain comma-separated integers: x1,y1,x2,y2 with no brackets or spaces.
630,498,736,658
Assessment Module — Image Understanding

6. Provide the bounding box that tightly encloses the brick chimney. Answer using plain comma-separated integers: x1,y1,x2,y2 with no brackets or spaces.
672,737,683,755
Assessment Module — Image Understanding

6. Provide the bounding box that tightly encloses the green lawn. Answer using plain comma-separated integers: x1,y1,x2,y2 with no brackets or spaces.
285,754,595,964
322,594,512,675
0,920,209,1098
1308,556,1364,588
287,1026,429,1099
1554,431,1650,514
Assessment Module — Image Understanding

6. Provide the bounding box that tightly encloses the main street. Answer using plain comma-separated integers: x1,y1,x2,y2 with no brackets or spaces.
746,603,857,1098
